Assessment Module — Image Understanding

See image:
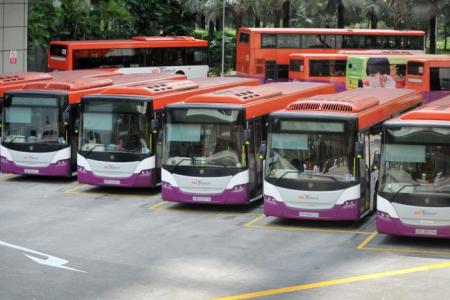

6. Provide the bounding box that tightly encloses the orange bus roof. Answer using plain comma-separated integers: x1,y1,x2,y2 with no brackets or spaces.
50,36,207,49
289,51,415,59
181,82,336,120
15,72,186,104
96,77,260,110
285,88,422,130
0,72,54,97
398,97,450,122
240,27,425,36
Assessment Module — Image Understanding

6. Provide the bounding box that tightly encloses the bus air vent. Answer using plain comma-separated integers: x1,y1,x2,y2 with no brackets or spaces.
147,80,199,95
24,78,113,91
287,96,379,113
0,73,52,85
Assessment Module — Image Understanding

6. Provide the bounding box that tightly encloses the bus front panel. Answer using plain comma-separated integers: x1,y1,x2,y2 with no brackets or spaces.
377,125,450,238
0,93,73,177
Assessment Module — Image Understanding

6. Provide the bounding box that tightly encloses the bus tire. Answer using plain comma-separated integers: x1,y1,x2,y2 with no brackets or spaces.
175,70,185,75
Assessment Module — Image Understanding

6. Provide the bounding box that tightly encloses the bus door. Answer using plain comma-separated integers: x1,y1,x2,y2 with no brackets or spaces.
253,118,264,197
65,102,80,173
265,61,277,81
359,132,371,214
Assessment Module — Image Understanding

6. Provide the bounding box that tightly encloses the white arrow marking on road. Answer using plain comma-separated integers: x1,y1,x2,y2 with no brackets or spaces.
0,240,86,273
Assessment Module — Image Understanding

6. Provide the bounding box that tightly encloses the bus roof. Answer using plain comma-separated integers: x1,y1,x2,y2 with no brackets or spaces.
283,88,422,130
386,96,450,124
407,57,450,65
50,36,208,49
240,27,425,36
176,82,336,120
0,72,54,98
93,77,260,110
12,72,186,104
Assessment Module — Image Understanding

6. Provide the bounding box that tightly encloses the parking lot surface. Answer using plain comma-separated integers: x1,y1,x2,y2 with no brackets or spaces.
1,173,450,300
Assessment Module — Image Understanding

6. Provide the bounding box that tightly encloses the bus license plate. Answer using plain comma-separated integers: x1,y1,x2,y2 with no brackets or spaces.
299,212,319,218
192,196,211,202
415,229,437,235
104,179,120,185
24,169,39,174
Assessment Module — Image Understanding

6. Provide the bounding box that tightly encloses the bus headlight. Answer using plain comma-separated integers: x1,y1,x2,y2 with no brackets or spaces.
377,211,391,218
77,166,85,172
139,169,152,175
56,159,69,165
343,200,358,206
264,195,276,202
231,184,246,191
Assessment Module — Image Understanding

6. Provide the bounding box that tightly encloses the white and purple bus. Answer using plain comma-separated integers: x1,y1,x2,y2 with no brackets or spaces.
0,71,185,177
377,97,450,238
264,88,422,220
161,82,336,205
76,77,259,188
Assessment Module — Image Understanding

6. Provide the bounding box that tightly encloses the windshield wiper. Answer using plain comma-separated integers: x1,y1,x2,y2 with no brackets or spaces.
3,136,19,144
84,144,103,158
389,184,420,202
167,157,194,172
305,173,339,183
275,170,302,185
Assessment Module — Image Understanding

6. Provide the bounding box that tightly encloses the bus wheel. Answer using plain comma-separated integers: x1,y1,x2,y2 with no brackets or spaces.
176,70,185,75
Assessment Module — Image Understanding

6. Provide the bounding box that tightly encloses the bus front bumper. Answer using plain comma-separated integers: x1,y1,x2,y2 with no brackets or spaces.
0,157,72,177
161,182,250,205
376,213,450,239
77,168,156,188
263,195,361,221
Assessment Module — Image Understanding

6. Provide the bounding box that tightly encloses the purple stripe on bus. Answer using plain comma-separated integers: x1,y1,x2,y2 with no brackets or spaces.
77,168,156,188
263,195,361,221
161,183,250,205
422,91,449,103
376,214,450,239
0,158,72,177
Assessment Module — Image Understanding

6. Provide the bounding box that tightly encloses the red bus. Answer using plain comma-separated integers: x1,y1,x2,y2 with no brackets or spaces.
236,27,425,81
406,57,450,103
48,36,209,78
289,53,348,91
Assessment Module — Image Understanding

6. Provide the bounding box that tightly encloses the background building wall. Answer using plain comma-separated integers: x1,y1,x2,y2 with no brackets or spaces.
0,0,28,73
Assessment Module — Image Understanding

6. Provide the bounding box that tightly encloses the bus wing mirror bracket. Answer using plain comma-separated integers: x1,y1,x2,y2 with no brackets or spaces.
258,141,267,160
244,128,252,145
63,106,71,127
372,152,381,171
150,119,159,134
355,141,364,159
74,119,80,135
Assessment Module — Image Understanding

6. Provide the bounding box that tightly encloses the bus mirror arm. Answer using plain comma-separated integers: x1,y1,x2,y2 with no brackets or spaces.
150,119,160,134
243,129,252,145
63,106,71,126
74,119,80,135
258,141,267,160
372,152,381,171
355,141,364,159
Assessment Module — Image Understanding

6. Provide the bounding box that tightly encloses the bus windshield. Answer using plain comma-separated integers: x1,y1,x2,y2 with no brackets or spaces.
380,126,450,202
163,108,245,169
80,100,150,155
2,95,66,145
266,118,358,190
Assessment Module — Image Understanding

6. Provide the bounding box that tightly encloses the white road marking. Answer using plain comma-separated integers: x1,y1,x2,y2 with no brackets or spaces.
0,240,86,273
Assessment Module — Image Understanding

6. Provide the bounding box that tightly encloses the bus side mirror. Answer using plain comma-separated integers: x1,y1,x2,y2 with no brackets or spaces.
355,141,364,159
243,128,252,145
258,141,267,160
157,131,163,145
372,152,381,171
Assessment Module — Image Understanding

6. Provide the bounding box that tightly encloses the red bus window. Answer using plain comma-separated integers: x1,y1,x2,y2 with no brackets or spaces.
239,33,250,44
289,59,304,72
407,62,424,75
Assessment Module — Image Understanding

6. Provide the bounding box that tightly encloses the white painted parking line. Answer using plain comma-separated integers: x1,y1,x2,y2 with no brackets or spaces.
0,240,86,273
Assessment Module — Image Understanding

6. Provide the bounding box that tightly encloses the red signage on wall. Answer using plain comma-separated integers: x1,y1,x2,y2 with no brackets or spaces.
9,50,17,64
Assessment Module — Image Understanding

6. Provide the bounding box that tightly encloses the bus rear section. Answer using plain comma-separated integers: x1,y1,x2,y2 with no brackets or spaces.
0,72,186,177
76,77,259,188
264,88,422,221
377,97,450,238
346,54,410,90
289,53,348,91
161,82,336,205
406,58,450,103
